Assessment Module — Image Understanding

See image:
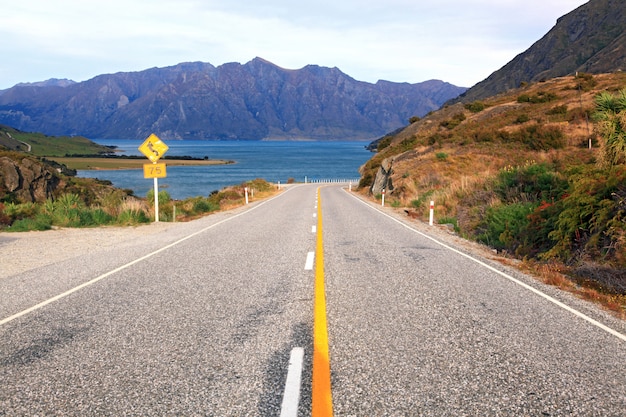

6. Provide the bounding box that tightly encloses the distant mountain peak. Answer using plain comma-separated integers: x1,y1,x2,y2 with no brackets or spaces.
0,59,466,140
15,78,76,88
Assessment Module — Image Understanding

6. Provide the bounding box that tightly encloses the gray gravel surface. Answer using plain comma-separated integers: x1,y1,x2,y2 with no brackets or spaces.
1,184,625,416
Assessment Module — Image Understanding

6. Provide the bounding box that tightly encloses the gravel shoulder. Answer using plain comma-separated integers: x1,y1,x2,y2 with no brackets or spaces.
0,222,176,279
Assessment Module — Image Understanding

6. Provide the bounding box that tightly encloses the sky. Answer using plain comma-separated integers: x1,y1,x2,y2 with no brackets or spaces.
0,0,590,90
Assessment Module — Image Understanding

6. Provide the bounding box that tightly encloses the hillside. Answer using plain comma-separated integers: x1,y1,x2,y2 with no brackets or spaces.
0,124,113,156
359,72,626,300
455,0,626,103
0,58,465,141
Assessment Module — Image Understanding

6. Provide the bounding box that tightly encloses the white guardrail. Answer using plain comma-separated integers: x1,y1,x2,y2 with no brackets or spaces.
304,178,361,184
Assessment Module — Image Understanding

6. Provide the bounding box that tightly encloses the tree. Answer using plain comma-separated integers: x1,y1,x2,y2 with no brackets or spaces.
594,88,626,167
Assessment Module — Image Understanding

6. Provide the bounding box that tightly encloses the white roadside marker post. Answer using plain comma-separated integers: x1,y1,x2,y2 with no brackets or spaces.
429,200,435,226
245,187,249,205
381,188,385,207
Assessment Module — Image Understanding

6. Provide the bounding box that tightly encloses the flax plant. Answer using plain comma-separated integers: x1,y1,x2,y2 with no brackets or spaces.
594,88,626,167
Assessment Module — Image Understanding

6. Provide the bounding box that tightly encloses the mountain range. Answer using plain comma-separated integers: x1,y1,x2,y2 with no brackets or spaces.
0,58,465,141
455,0,626,103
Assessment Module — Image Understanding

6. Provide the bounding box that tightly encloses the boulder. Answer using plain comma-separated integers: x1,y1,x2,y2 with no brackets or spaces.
370,156,394,195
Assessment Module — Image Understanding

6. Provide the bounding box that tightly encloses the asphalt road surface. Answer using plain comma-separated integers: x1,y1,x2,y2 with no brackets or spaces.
1,184,625,416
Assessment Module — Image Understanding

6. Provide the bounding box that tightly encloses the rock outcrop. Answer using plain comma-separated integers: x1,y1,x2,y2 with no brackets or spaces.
0,155,61,202
370,157,394,196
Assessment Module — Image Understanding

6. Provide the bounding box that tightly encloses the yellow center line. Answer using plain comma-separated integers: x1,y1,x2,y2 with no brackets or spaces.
312,188,334,417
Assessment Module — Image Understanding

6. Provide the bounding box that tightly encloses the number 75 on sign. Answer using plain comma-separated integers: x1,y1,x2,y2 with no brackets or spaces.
143,163,167,178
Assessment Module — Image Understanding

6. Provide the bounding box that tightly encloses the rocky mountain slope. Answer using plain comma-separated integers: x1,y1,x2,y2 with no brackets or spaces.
0,58,465,141
455,0,626,103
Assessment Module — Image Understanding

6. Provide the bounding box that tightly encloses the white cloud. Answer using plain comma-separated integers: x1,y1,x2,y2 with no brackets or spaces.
0,0,589,89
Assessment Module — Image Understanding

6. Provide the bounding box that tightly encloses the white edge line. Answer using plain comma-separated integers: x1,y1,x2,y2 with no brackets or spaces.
304,252,315,270
0,187,295,327
280,347,305,417
345,190,626,343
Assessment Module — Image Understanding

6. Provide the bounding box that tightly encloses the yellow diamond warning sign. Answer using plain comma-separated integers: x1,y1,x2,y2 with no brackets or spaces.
139,134,169,163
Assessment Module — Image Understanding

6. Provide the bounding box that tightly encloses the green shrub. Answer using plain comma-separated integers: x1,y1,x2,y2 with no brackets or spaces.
440,113,466,130
117,209,150,225
411,190,435,209
472,128,495,143
146,190,171,205
574,72,597,92
465,101,485,113
209,189,242,205
90,208,114,225
515,114,530,124
244,178,273,192
428,133,444,146
399,136,419,151
359,172,374,189
435,152,448,161
3,202,38,221
494,163,567,203
7,215,52,232
522,201,562,257
192,198,218,213
377,136,393,151
438,216,459,232
477,202,538,251
517,91,558,104
545,166,626,264
56,193,82,210
594,88,626,167
52,207,83,227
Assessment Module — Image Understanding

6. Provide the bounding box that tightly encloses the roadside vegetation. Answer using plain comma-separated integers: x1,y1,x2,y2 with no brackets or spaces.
0,125,278,230
360,73,626,317
0,178,277,231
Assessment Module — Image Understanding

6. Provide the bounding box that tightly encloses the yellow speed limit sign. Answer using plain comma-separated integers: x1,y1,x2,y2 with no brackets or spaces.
143,163,167,178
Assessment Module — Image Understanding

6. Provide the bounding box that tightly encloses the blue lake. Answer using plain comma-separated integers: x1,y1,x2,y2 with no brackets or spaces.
80,140,373,199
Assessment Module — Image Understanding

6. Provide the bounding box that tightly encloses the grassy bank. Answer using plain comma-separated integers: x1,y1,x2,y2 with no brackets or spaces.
359,73,626,317
0,179,278,231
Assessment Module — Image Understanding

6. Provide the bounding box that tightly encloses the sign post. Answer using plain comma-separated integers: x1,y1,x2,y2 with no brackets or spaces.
139,134,169,222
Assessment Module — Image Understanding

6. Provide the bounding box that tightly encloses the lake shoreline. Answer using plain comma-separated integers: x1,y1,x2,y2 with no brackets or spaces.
50,157,235,170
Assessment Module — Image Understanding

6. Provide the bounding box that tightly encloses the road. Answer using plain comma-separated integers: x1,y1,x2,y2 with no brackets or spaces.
1,184,625,416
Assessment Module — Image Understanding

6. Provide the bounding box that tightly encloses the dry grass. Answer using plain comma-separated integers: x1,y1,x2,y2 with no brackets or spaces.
119,198,149,215
361,72,626,320
520,260,626,320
